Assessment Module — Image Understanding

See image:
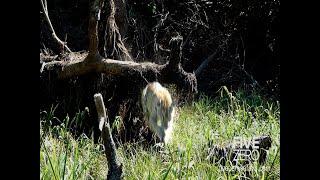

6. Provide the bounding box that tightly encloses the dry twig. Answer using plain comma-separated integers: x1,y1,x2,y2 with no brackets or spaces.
40,0,72,53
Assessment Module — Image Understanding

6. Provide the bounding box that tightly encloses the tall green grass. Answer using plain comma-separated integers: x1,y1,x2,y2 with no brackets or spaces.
40,109,107,179
40,87,280,179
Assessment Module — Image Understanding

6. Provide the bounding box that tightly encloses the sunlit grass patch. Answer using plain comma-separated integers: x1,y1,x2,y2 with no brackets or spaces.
40,87,280,179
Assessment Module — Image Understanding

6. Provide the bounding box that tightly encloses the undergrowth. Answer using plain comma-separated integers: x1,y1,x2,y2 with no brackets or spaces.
40,87,280,179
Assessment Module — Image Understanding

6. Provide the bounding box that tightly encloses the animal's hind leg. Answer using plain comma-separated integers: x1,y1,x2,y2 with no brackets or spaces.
148,111,165,143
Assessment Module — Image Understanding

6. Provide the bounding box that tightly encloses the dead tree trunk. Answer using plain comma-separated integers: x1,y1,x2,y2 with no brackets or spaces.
88,0,103,58
94,93,123,180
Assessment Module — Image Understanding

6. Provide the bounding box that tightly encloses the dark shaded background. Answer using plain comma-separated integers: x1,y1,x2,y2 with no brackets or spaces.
40,0,280,99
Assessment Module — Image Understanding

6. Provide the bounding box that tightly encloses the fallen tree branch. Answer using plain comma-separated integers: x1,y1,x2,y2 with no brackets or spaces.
41,36,197,94
94,93,123,180
40,0,71,53
43,55,165,79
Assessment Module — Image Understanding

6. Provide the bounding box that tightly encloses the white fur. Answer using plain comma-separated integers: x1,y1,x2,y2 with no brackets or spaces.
141,82,175,144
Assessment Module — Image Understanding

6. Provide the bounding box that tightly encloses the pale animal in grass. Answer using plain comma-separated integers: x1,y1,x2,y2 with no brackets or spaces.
141,82,175,144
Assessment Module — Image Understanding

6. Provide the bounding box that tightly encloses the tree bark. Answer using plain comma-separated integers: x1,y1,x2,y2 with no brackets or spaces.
104,0,132,61
41,35,197,94
88,0,104,58
94,93,123,180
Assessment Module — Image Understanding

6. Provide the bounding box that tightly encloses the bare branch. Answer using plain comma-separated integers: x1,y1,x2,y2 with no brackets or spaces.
168,34,183,69
153,11,169,54
194,48,220,76
43,55,165,79
195,41,227,76
40,0,71,53
104,0,132,61
94,93,123,179
41,53,196,95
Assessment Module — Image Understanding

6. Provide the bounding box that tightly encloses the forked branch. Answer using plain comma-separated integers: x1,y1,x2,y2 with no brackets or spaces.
40,0,71,53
